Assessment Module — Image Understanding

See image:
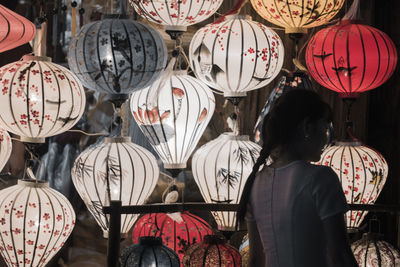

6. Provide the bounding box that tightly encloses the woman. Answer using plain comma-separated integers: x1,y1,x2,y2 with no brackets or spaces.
237,90,357,267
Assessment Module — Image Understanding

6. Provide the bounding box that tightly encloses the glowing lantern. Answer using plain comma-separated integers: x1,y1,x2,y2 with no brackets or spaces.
0,179,75,267
316,141,388,229
121,237,180,267
0,4,36,53
306,20,397,98
0,55,86,143
189,15,284,97
129,0,224,32
132,212,213,262
352,233,400,266
250,0,345,33
192,132,261,230
130,71,215,169
0,129,12,171
182,235,241,267
68,15,167,97
71,137,159,237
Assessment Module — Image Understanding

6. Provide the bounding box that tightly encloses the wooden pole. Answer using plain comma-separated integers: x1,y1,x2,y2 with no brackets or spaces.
107,201,122,267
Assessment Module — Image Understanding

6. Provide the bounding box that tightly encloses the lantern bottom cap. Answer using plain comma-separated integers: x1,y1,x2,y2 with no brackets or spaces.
164,163,186,169
223,92,247,97
103,231,128,239
20,136,45,143
285,27,308,34
164,25,187,32
104,136,131,143
18,179,49,187
217,225,236,231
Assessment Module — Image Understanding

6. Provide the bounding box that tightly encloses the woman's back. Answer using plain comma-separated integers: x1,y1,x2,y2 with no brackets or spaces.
246,160,347,267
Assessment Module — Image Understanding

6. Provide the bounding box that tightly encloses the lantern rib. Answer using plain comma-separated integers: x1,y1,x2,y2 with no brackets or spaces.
264,24,274,87
359,147,381,205
225,139,234,228
225,19,234,92
115,142,124,227
164,0,174,25
381,241,396,263
374,29,391,89
120,22,134,88
78,23,93,90
286,0,298,29
347,146,357,227
169,77,178,164
176,76,190,164
6,62,25,136
137,23,152,88
331,24,348,94
94,22,112,92
30,187,42,266
235,19,245,93
38,62,48,137
354,24,367,93
209,20,229,91
109,20,120,88
298,0,305,27
0,187,17,265
214,142,225,205
177,0,182,25
345,24,353,94
273,0,289,28
22,187,32,266
0,12,11,43
193,150,210,206
8,186,24,265
120,142,135,234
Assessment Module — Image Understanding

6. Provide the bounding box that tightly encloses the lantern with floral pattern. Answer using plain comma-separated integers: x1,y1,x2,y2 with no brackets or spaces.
0,129,12,172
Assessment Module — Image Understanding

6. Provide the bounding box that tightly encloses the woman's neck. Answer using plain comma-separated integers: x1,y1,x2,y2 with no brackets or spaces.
268,150,309,168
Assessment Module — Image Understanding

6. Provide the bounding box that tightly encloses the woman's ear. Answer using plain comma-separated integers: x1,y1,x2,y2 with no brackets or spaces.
298,117,312,140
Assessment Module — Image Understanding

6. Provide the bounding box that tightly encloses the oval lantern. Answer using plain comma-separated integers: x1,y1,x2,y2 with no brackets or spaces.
121,236,180,267
129,0,223,32
132,212,213,262
250,0,345,33
316,141,388,229
182,235,241,267
189,15,284,97
0,4,36,53
71,137,159,237
306,20,397,98
0,55,86,143
130,71,215,169
0,129,12,172
68,15,167,98
192,132,261,231
0,179,75,267
352,233,400,266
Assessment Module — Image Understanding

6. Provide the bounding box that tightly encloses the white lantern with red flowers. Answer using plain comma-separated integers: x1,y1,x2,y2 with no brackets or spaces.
0,128,11,172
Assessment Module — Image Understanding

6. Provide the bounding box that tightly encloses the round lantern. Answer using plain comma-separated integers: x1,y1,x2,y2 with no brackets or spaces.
352,233,400,266
0,179,75,267
189,15,284,97
250,0,345,33
130,70,215,169
121,236,180,267
0,128,12,172
316,141,388,229
306,20,397,98
71,137,159,237
0,4,36,53
129,0,223,32
182,235,241,267
192,132,261,231
132,212,213,262
0,55,86,143
68,15,167,97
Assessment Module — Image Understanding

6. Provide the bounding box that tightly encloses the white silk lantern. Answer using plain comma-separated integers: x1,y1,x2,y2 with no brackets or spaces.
130,71,215,169
0,55,86,143
192,132,261,230
189,15,284,97
71,137,159,237
0,179,75,267
317,141,388,229
0,129,11,172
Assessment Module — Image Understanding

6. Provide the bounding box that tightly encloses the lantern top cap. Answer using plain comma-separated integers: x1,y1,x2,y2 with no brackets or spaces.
104,137,131,143
22,55,52,62
203,235,227,245
221,132,249,141
103,14,130,20
139,236,163,246
225,14,252,21
18,179,49,188
339,19,364,25
334,141,362,147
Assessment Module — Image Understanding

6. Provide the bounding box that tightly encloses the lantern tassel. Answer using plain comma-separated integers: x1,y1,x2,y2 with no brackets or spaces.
343,0,361,20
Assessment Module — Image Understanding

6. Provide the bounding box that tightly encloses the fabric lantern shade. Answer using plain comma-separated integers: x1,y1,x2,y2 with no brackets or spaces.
249,0,344,33
0,128,12,172
189,15,284,97
316,141,388,229
71,137,159,237
306,20,397,98
130,71,215,169
68,15,167,98
132,212,213,263
182,235,241,267
352,233,400,266
0,179,75,267
192,133,261,231
0,55,86,143
121,236,180,267
129,0,223,32
0,4,36,53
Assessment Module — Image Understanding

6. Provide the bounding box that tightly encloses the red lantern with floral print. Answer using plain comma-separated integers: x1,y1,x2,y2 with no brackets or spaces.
306,20,397,98
132,212,213,263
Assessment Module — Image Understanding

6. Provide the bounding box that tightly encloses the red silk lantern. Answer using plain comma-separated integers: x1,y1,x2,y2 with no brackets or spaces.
306,20,397,98
132,212,213,263
0,4,36,53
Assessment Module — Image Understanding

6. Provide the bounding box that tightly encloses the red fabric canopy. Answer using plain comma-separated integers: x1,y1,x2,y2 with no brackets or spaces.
0,4,36,53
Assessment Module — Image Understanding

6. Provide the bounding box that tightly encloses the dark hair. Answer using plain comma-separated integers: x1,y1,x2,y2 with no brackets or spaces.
237,89,332,224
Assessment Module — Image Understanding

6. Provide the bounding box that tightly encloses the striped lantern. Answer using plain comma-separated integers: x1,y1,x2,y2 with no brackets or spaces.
352,233,400,266
132,212,213,263
316,141,388,229
68,15,167,98
182,235,241,267
0,4,36,53
306,20,397,98
0,55,86,143
129,0,224,32
130,71,215,169
0,129,12,172
250,0,345,33
189,15,284,97
192,133,261,231
0,179,75,267
71,137,159,237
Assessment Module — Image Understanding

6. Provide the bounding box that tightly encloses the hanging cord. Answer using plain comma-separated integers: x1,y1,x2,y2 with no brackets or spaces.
24,143,42,183
343,0,361,20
